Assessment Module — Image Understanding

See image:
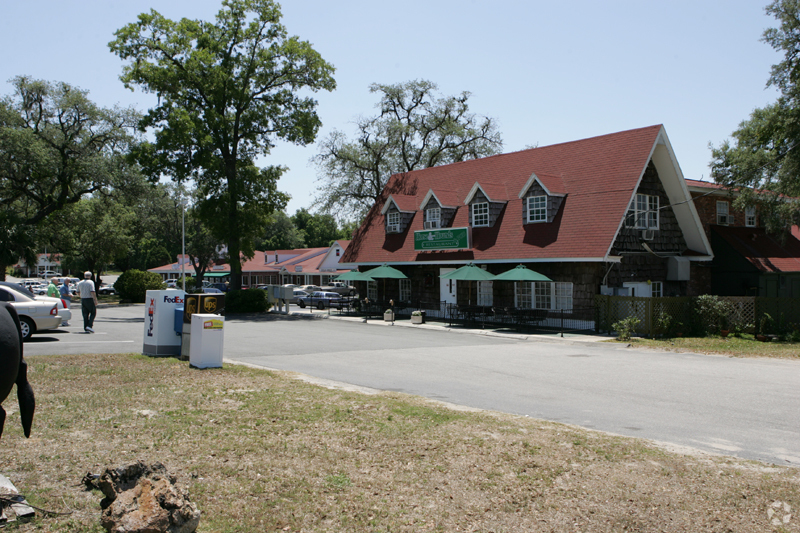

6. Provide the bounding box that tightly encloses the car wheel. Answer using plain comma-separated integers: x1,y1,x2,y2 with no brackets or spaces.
20,316,34,341
317,301,325,310
349,290,355,296
298,301,305,308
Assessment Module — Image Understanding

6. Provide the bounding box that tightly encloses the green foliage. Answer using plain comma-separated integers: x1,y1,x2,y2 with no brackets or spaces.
0,76,142,273
110,0,336,289
313,79,503,220
710,1,800,230
694,295,734,336
114,269,165,303
612,316,640,341
259,210,306,250
226,289,268,314
760,312,777,335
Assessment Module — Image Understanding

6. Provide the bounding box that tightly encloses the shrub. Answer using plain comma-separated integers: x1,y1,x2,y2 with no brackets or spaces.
226,289,268,314
694,295,733,336
612,316,640,341
760,312,776,335
114,270,165,303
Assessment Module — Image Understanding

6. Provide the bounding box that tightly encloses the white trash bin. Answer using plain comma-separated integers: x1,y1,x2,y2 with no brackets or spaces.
189,313,225,368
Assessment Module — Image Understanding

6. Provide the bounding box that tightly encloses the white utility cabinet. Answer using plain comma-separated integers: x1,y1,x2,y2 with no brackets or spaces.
142,290,186,356
189,313,225,368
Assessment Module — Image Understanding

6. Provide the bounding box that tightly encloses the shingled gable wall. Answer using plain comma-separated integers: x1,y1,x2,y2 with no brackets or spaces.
520,181,564,224
423,197,457,228
468,190,504,227
384,203,415,234
605,161,691,296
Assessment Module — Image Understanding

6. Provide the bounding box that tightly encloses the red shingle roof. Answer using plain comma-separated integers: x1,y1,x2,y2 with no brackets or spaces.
713,226,800,273
343,125,663,264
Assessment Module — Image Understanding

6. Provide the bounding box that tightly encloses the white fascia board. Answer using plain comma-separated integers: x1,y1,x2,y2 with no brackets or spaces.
380,195,416,215
651,130,713,256
464,183,508,204
518,173,566,199
344,257,612,267
419,189,457,210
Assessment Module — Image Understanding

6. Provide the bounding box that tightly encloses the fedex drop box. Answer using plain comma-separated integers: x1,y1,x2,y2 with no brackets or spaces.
143,290,186,356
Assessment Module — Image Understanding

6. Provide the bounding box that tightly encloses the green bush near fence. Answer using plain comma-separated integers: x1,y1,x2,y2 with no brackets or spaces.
612,316,640,341
114,269,165,303
596,294,800,339
226,288,268,313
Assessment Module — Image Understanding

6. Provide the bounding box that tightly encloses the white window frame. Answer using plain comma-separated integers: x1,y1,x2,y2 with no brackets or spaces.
526,195,547,223
514,282,532,308
367,280,377,301
531,281,573,310
477,280,493,306
534,282,552,310
399,278,411,302
745,206,756,227
425,207,441,229
386,211,400,233
472,202,489,227
650,281,663,298
625,194,659,229
716,201,730,225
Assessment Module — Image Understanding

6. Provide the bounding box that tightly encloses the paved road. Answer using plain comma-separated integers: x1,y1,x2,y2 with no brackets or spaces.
25,305,800,466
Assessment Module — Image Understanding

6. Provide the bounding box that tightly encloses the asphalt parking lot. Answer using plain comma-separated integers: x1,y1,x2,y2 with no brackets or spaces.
23,303,800,466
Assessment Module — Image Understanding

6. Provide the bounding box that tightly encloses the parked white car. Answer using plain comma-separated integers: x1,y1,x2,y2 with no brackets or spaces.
0,282,72,330
0,284,62,340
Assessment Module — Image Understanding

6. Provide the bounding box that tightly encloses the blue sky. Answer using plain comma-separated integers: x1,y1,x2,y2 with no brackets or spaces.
1,1,782,218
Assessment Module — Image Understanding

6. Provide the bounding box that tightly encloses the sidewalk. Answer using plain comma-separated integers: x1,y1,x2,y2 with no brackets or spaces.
282,307,612,345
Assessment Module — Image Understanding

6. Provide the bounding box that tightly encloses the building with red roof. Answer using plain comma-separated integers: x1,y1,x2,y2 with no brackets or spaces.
149,241,352,287
685,179,800,297
341,125,713,309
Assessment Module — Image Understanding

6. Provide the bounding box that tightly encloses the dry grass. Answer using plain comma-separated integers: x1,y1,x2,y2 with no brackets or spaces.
1,353,799,532
609,334,800,359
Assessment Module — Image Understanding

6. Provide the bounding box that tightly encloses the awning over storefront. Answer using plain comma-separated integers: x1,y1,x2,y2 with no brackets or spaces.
203,272,230,278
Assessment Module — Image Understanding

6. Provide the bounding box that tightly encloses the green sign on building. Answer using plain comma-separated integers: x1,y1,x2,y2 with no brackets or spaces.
414,227,471,251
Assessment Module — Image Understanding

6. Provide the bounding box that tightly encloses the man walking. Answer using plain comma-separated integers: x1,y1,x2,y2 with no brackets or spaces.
58,280,72,326
77,271,98,333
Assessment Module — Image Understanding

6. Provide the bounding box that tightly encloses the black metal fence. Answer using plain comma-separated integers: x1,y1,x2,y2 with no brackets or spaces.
338,298,596,336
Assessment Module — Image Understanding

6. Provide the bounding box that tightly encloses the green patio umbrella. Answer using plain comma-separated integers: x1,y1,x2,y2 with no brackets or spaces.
334,270,375,282
364,263,407,303
439,262,495,305
491,264,552,282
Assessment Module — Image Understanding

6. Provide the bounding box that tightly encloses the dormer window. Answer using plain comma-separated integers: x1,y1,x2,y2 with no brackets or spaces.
526,196,547,223
425,207,441,229
625,194,659,229
386,211,401,233
472,202,489,227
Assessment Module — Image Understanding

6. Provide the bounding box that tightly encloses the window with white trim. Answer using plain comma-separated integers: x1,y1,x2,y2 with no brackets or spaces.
625,194,659,229
650,281,663,298
425,207,441,229
515,282,531,308
534,282,552,310
716,201,730,225
477,281,493,306
531,281,573,310
472,202,489,227
367,280,377,301
526,195,547,223
386,211,400,233
399,279,411,302
745,206,756,227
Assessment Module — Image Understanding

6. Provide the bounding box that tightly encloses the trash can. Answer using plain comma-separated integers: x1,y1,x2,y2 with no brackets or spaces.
189,313,225,369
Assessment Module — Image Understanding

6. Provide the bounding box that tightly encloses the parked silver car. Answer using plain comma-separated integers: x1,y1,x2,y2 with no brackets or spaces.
295,291,344,310
0,282,72,327
0,285,61,340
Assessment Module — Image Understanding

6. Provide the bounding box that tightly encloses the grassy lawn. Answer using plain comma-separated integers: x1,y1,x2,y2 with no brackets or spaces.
1,353,798,532
609,334,800,359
